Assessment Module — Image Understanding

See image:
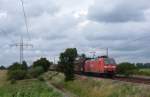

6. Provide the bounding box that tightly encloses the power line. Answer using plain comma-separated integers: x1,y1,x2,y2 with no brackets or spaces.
9,0,33,64
19,0,31,41
128,35,150,44
121,34,150,47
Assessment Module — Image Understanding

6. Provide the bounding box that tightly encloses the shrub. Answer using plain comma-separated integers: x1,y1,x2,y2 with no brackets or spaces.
7,62,28,80
0,65,6,70
10,79,16,84
7,70,27,80
117,62,138,76
32,58,52,72
8,62,23,70
22,61,28,71
28,66,44,78
38,76,45,81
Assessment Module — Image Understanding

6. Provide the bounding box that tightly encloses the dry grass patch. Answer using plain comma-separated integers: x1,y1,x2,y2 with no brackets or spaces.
46,71,150,97
0,70,7,86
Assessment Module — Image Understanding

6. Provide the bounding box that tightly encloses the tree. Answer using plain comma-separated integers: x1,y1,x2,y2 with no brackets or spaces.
80,53,86,59
59,48,78,81
7,70,27,80
22,61,28,71
8,62,23,70
143,63,150,68
136,63,144,68
7,62,27,80
28,66,44,78
33,58,52,72
0,65,6,70
117,62,138,76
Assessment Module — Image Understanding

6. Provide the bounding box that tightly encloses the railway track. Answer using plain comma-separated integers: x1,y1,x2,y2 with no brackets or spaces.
112,76,150,85
76,74,150,85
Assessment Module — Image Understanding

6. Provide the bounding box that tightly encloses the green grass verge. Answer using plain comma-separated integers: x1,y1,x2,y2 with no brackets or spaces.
0,70,63,97
46,71,150,97
0,79,63,97
136,69,150,76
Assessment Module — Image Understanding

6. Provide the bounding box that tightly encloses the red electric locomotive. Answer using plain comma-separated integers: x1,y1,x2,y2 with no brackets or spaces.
75,56,117,76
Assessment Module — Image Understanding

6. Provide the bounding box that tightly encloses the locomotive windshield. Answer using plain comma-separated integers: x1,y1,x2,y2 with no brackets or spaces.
104,58,116,65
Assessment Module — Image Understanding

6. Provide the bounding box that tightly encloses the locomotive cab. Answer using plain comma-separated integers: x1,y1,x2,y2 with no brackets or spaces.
103,57,117,74
83,56,117,76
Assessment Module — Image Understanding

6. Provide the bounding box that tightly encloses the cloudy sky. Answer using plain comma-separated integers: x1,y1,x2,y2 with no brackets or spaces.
0,0,150,66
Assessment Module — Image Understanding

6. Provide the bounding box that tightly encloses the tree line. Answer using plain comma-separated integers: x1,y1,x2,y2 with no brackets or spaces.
136,63,150,68
5,58,52,83
0,48,150,82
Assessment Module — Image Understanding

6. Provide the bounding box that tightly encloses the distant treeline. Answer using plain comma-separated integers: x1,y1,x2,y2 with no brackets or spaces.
0,66,6,70
1,62,150,70
135,63,150,68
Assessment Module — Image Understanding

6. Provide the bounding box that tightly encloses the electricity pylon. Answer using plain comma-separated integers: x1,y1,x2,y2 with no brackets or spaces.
11,37,33,64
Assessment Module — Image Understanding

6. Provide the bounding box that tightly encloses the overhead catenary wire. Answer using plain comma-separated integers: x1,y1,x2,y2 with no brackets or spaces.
111,34,150,62
106,34,150,51
127,35,150,44
9,0,150,63
78,34,150,62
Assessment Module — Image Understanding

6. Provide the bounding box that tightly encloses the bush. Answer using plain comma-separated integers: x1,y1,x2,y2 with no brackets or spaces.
8,62,23,70
22,61,28,71
0,65,6,70
32,58,52,72
10,79,16,84
7,70,27,80
28,66,44,78
117,62,138,76
7,62,28,80
38,76,45,81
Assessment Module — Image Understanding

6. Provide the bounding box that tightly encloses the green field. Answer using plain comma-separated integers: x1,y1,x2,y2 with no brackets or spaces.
1,70,150,97
0,70,63,97
45,71,150,97
136,68,150,76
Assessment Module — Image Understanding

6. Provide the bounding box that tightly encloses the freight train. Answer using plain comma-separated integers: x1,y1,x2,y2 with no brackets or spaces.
74,56,117,77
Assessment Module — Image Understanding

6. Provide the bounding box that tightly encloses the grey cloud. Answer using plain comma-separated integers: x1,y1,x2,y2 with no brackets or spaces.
88,0,150,22
1,0,150,66
78,18,150,62
25,0,59,17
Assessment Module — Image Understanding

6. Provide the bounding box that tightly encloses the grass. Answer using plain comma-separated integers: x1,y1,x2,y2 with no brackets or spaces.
0,70,63,97
136,68,150,76
46,71,150,97
0,70,7,86
1,70,150,97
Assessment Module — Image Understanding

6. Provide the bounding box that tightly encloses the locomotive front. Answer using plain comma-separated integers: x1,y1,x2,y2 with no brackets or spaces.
103,58,117,75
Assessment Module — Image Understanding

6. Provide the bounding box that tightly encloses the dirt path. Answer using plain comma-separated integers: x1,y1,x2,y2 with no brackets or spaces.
44,71,78,97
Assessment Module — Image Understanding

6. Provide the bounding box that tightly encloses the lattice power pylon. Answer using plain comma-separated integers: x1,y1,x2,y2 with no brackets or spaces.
11,37,33,64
